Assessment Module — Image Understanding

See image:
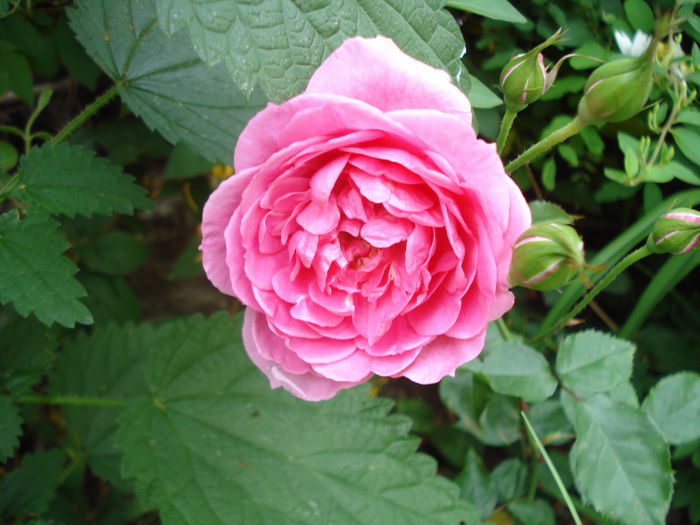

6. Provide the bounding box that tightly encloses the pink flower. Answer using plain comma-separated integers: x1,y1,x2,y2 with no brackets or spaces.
201,36,531,401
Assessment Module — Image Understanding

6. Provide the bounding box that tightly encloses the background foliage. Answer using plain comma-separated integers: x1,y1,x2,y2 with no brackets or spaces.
0,0,699,524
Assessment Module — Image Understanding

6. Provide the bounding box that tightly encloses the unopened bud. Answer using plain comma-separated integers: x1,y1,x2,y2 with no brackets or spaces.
500,29,564,113
501,53,547,112
577,21,665,125
646,208,700,254
510,223,585,291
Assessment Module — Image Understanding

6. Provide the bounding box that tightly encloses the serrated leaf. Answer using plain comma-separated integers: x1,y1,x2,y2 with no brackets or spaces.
50,324,149,489
570,394,672,525
156,0,470,102
480,341,557,402
0,396,21,461
0,449,64,517
68,0,266,163
0,308,58,395
642,372,700,445
556,330,635,398
0,211,92,327
72,313,471,525
13,142,151,218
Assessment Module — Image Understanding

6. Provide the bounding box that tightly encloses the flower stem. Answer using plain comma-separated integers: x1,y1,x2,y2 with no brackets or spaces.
505,116,586,173
12,395,126,407
521,411,583,525
496,109,518,156
551,245,652,333
52,84,119,145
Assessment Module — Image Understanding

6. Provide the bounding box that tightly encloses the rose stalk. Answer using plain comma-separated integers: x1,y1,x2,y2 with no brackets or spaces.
200,36,531,401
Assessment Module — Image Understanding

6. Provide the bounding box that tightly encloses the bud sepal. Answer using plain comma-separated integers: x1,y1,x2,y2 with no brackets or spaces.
646,208,700,254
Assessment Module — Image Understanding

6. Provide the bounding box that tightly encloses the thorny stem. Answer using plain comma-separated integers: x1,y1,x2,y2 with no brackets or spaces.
505,116,586,173
52,84,119,145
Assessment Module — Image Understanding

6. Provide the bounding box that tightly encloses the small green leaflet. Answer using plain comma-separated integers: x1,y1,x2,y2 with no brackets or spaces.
445,0,527,24
52,313,471,524
556,330,635,398
642,372,700,445
13,142,151,218
480,341,558,402
68,0,266,163
0,211,92,327
155,0,470,103
0,396,21,461
0,449,65,518
570,394,672,525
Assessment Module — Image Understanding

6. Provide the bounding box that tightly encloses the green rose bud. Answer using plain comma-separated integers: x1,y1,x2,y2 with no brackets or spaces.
500,52,547,112
509,223,585,291
500,29,563,113
646,208,700,254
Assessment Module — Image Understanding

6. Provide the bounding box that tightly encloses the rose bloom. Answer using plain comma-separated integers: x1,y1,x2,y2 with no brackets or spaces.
201,36,530,401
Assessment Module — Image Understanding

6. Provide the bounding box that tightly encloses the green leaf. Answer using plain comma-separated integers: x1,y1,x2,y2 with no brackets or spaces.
455,449,497,519
168,236,204,280
114,313,472,524
479,394,520,446
529,200,574,225
491,458,527,502
439,369,491,441
642,372,700,445
541,157,557,191
77,231,149,275
480,341,557,402
623,0,655,32
570,394,673,525
0,49,33,104
50,324,149,489
670,126,700,167
53,14,102,90
0,211,92,327
0,449,64,517
677,108,700,127
68,0,266,163
508,500,555,525
0,396,21,461
446,0,527,24
156,0,470,102
79,274,141,325
13,143,152,218
468,74,502,109
556,330,635,398
163,142,214,180
0,309,58,395
529,399,574,445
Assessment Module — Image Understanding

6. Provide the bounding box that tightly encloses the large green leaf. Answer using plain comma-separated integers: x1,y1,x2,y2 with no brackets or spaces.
570,394,672,525
155,0,470,102
68,0,266,163
53,313,470,524
556,330,635,398
50,324,150,489
445,0,527,24
13,142,151,218
0,211,92,327
480,341,557,402
642,372,700,445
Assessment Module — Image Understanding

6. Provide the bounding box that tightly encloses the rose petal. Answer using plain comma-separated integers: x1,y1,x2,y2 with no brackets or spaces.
361,215,413,248
306,36,471,117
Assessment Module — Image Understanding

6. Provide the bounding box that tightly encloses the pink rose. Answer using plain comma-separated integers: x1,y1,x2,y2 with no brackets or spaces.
201,36,531,401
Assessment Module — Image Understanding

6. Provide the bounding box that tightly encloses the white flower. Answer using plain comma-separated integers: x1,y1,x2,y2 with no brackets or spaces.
614,30,652,57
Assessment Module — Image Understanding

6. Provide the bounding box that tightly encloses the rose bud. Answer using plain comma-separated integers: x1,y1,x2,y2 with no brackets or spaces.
500,29,563,112
509,223,585,291
646,208,700,255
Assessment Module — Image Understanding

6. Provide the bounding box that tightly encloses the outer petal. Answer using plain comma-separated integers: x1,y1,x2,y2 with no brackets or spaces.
400,330,487,384
242,309,360,401
200,170,254,296
306,36,471,118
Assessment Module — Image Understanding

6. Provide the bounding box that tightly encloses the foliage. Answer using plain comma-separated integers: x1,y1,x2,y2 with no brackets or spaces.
1,0,699,524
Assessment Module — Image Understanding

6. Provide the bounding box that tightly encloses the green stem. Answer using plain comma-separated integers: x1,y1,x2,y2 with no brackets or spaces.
52,84,119,145
13,395,126,407
496,317,513,341
496,109,518,156
505,116,586,173
521,411,583,525
551,245,651,334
